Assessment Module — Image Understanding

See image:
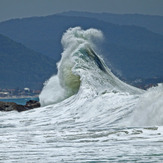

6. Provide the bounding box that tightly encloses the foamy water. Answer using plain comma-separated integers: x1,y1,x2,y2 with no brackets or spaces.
0,27,163,162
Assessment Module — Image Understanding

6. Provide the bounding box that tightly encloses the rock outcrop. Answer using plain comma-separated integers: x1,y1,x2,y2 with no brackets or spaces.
0,100,40,112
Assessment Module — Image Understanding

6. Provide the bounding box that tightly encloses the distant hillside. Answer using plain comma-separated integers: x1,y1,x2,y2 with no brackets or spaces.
60,11,163,35
0,13,163,81
0,34,57,89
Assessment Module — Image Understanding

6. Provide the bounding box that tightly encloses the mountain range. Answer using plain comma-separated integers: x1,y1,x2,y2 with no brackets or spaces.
0,11,163,89
0,33,56,89
60,11,163,36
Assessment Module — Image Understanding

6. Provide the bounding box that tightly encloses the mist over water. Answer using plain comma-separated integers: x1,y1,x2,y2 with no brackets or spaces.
1,27,163,162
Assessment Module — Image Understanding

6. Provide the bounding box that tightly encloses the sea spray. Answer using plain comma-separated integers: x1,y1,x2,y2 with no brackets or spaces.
39,27,103,106
39,27,142,107
130,83,163,126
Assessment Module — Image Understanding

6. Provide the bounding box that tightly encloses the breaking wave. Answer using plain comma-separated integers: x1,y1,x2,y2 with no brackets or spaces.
39,27,142,106
130,83,163,126
39,27,163,127
1,27,163,162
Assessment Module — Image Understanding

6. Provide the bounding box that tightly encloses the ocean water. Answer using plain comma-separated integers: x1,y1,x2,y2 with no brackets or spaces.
0,27,163,162
0,97,39,105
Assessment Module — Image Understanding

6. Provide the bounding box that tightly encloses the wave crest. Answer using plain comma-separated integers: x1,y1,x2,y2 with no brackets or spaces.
39,27,142,107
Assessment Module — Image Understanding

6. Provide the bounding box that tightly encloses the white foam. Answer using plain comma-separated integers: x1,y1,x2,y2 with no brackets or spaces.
39,27,142,107
130,84,163,126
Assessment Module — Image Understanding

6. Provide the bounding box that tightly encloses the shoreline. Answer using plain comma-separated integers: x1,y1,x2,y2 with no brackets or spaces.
0,95,39,100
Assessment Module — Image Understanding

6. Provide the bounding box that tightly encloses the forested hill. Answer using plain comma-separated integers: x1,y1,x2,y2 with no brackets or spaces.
60,11,163,36
0,33,57,89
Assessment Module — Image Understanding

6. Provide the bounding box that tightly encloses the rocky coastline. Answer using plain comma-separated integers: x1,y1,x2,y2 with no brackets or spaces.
0,100,40,112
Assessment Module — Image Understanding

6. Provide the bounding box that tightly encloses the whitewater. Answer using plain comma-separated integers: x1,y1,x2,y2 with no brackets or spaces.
0,27,163,162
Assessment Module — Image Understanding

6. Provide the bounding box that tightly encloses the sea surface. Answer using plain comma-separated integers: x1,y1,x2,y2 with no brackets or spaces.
0,27,163,162
0,97,39,105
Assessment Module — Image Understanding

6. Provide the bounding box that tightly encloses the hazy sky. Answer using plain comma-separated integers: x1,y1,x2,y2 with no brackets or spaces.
0,0,163,22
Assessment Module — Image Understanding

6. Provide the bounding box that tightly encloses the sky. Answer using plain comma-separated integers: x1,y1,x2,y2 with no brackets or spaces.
0,0,163,22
